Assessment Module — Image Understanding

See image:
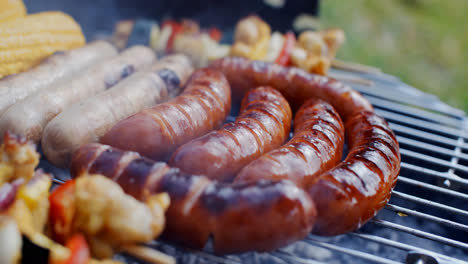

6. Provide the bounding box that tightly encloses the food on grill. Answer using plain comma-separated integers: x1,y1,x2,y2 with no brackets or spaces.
0,0,26,23
112,18,229,67
211,57,400,235
49,174,170,258
170,86,292,181
0,132,173,263
229,15,345,74
42,54,194,168
0,11,85,79
0,46,155,142
235,99,345,187
70,143,316,254
0,215,22,264
101,68,231,161
210,57,372,118
0,41,117,115
231,15,271,60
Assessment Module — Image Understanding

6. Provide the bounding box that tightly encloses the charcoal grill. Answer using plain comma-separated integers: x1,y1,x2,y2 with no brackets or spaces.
24,0,468,263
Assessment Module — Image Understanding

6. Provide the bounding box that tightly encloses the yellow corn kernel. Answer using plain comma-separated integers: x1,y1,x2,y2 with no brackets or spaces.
0,11,86,78
0,0,26,23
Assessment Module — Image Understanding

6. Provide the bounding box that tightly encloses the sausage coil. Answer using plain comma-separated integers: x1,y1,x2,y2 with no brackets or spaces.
100,68,231,161
70,143,316,254
170,86,291,181
235,99,344,187
210,57,399,235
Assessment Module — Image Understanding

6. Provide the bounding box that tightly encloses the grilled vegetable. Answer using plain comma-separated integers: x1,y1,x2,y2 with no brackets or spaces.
51,234,90,264
0,215,22,264
275,32,296,66
49,180,76,243
0,11,85,78
0,0,26,23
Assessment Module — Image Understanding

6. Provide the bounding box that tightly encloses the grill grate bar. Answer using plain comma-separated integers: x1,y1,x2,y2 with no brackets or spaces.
384,204,468,232
304,237,403,264
399,148,468,173
272,250,326,264
391,191,468,217
367,96,464,128
401,162,468,187
376,109,468,139
370,219,468,251
397,136,468,161
397,176,468,200
346,77,465,118
390,123,467,149
348,232,468,264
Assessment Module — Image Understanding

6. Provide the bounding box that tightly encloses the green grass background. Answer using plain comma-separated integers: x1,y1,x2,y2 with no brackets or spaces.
319,0,467,112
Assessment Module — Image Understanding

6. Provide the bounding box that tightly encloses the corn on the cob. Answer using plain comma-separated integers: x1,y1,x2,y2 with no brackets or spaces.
0,0,26,23
0,11,85,78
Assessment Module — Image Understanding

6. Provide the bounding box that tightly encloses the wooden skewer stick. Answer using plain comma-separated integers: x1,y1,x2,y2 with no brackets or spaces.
122,245,176,264
332,59,382,74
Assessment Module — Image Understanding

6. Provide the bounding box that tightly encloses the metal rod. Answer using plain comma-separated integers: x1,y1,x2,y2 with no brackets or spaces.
348,232,468,264
272,250,326,264
400,162,468,187
397,136,468,161
399,148,468,174
391,191,468,217
304,238,403,264
390,123,466,149
384,204,468,232
366,97,464,128
375,109,468,139
397,176,468,200
370,219,468,251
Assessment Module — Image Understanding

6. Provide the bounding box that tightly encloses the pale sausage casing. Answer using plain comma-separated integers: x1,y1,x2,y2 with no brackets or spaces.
0,41,117,115
0,45,155,142
42,54,193,168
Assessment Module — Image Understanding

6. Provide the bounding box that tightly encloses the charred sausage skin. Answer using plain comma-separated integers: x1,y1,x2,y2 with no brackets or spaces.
100,68,231,161
210,57,399,235
235,99,344,187
170,86,292,182
70,143,317,254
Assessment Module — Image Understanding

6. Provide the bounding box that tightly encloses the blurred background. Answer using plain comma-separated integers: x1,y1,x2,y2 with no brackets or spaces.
24,0,467,112
320,0,468,113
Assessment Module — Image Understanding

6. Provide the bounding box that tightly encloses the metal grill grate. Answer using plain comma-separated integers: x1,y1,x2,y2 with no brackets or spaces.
111,67,467,264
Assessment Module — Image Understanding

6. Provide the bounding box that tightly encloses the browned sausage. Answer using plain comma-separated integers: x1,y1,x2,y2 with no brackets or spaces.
210,57,400,236
100,68,231,161
307,111,400,235
170,86,291,182
235,99,344,187
209,56,373,121
70,143,316,254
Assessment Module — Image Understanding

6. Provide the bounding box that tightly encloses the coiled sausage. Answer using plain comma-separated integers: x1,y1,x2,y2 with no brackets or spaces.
170,86,291,181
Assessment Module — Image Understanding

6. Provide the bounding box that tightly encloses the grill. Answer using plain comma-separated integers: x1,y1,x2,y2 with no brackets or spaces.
112,67,467,264
25,0,468,263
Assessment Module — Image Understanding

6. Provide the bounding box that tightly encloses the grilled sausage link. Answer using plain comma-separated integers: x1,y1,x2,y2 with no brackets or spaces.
210,57,400,236
0,46,155,142
307,111,400,235
42,54,194,168
70,143,316,254
235,99,344,187
0,41,117,115
170,86,291,182
100,68,231,161
209,56,373,121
